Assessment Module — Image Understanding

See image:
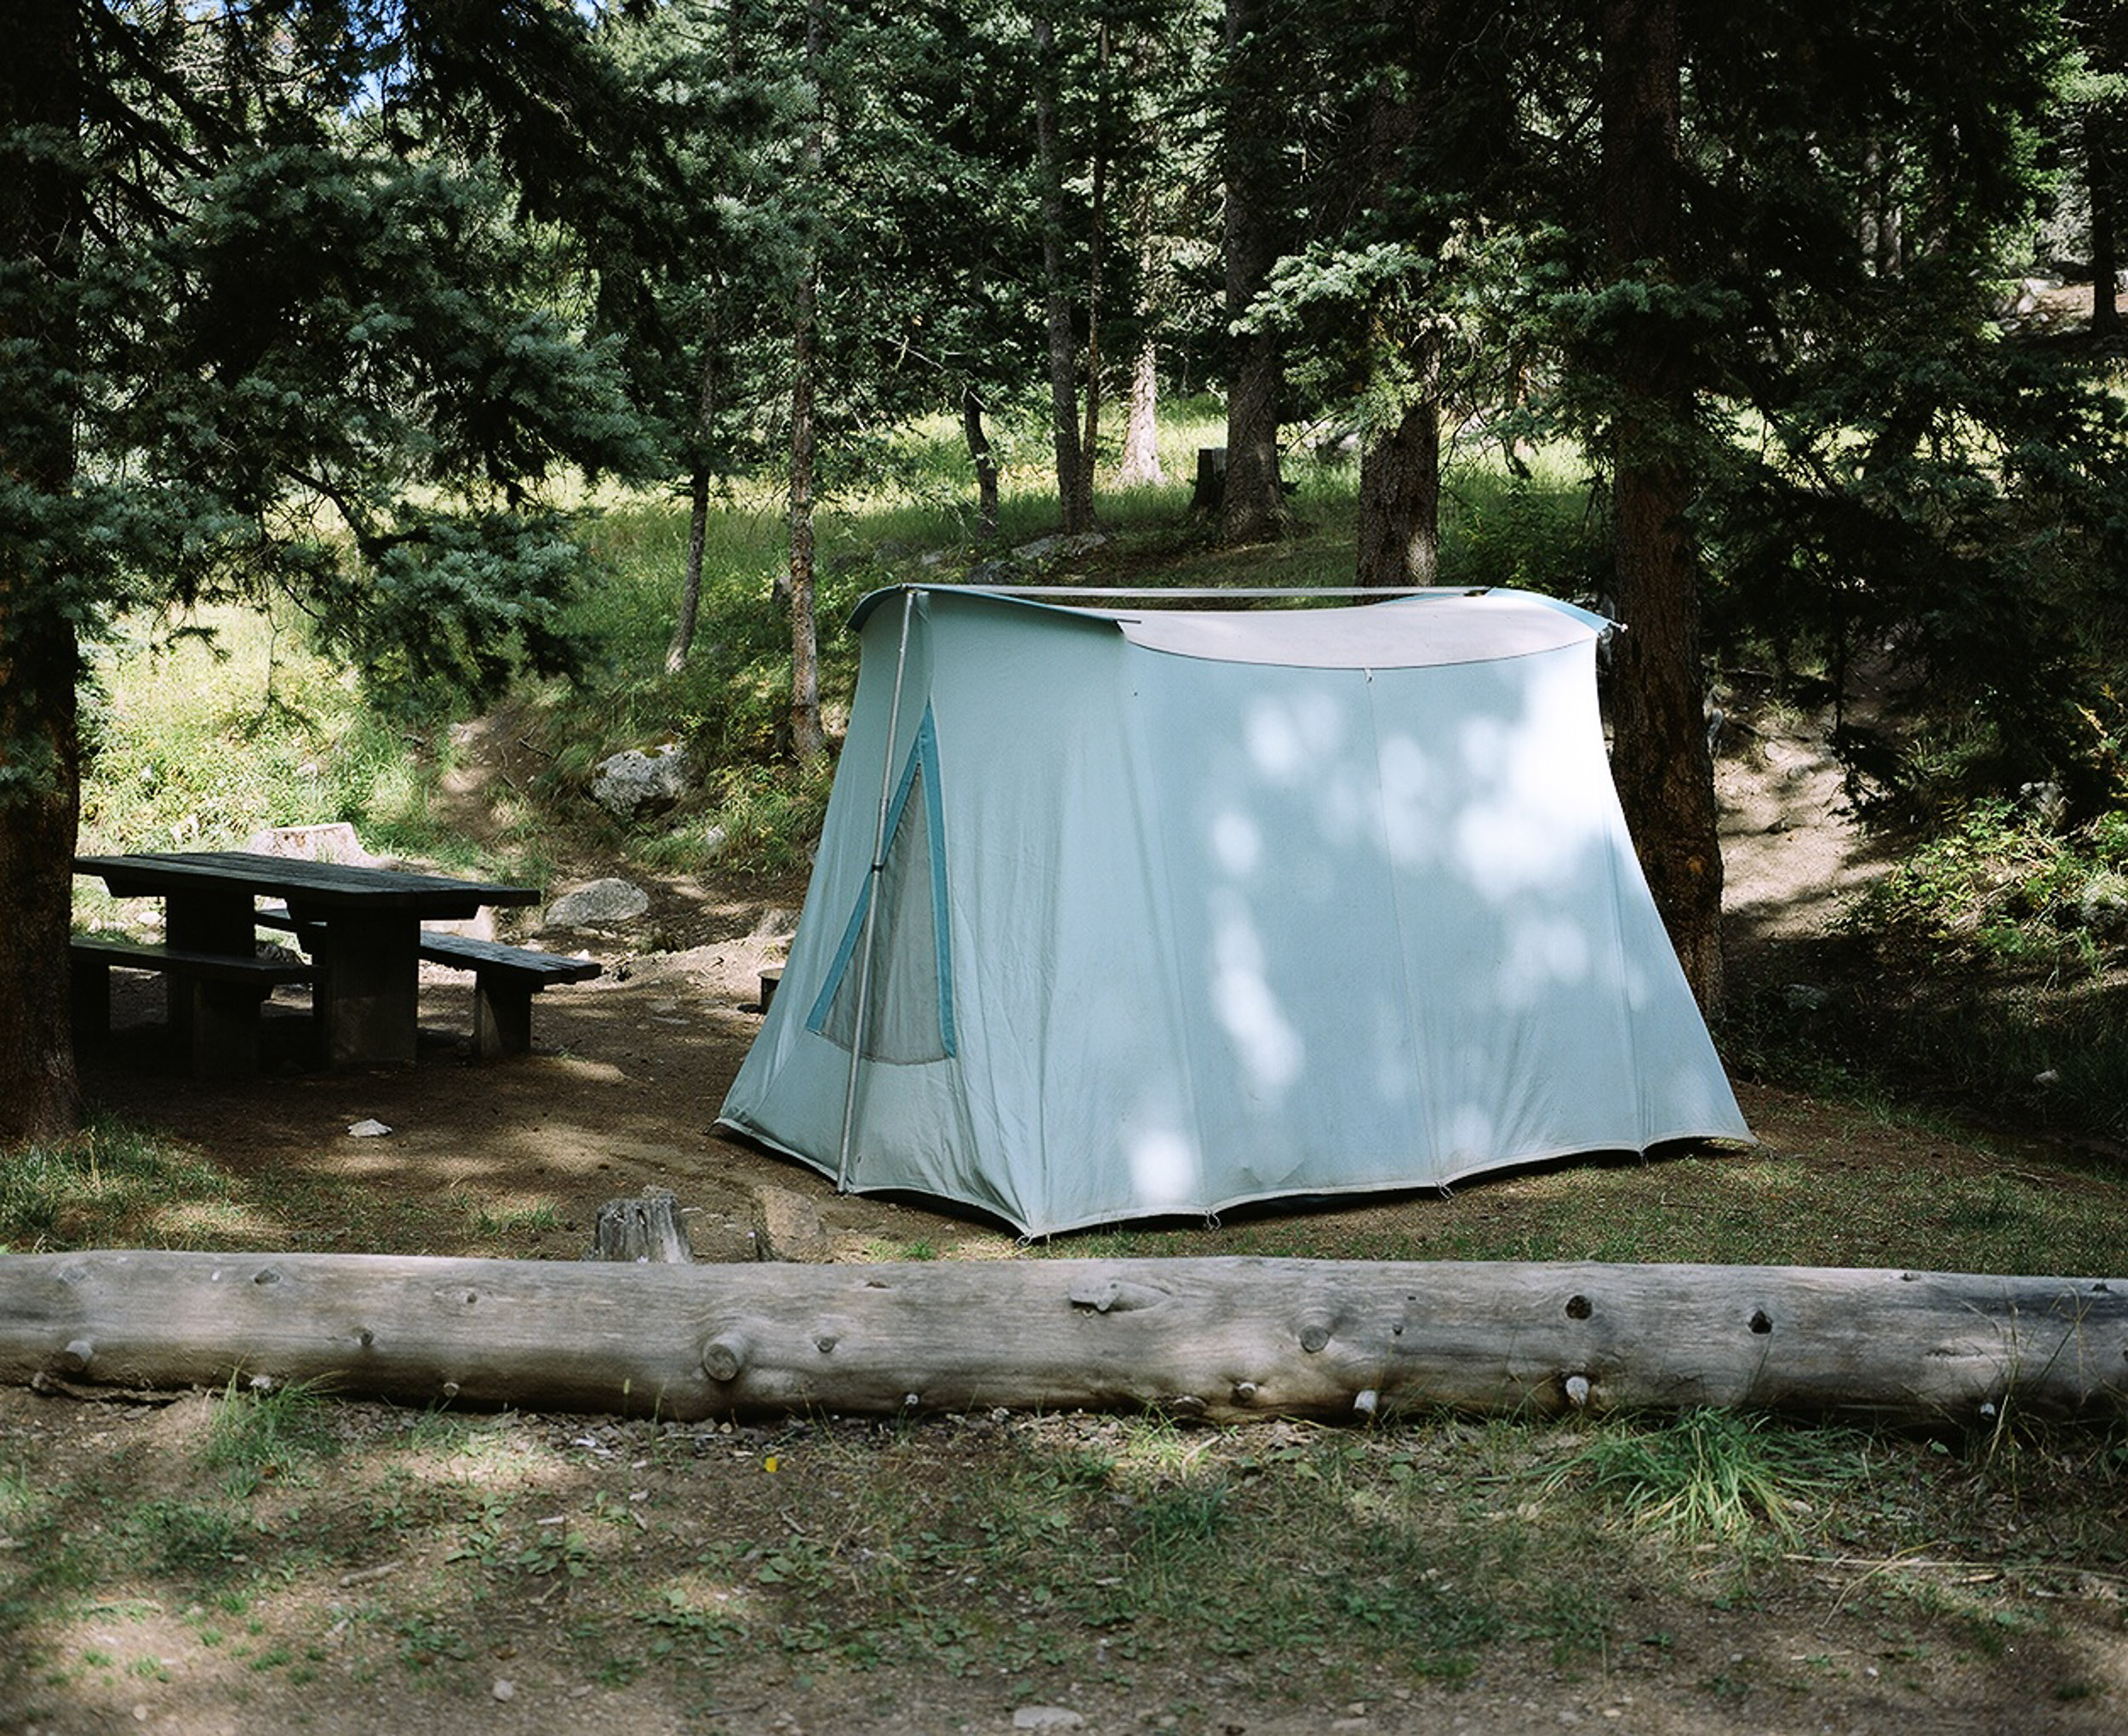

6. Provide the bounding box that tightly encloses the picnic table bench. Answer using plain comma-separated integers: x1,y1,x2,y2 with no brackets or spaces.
415,930,602,1059
69,936,316,1077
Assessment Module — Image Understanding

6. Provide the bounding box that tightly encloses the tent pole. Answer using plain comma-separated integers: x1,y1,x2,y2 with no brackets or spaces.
836,587,919,1193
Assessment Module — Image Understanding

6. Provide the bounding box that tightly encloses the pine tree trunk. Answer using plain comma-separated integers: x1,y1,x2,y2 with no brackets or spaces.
666,307,724,676
2090,114,2120,340
1356,397,1440,588
0,0,86,1145
1352,11,1436,590
6,1253,2122,1426
1601,0,1724,1016
1219,0,1289,545
1033,17,1093,534
786,0,826,763
1117,341,1164,486
1075,21,1111,511
668,463,710,676
787,249,823,763
962,388,1000,544
1114,31,1166,493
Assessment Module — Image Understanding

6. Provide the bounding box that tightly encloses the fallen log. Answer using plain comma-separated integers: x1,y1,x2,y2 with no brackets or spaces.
2,1252,2122,1425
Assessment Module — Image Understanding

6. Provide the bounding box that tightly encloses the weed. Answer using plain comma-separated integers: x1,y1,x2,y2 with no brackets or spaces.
206,1377,336,1493
1548,1411,1866,1545
392,1613,472,1669
126,1499,249,1580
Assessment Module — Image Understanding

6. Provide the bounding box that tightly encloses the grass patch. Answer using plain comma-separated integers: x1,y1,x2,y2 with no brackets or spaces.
0,1121,238,1253
1547,1410,1868,1545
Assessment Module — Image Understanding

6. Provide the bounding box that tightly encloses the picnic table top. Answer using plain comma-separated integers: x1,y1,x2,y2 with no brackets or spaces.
75,850,540,917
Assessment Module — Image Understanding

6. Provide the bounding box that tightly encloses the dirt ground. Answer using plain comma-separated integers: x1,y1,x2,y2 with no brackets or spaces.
8,698,2125,1735
67,684,1896,1265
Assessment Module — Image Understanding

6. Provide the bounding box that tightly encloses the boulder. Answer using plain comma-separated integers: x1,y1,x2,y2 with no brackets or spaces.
545,877,649,930
243,822,382,866
592,745,689,821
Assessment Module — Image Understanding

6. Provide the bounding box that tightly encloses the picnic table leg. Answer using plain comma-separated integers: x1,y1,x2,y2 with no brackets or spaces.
185,979,271,1077
69,954,112,1046
314,911,421,1067
162,891,256,1061
466,974,541,1060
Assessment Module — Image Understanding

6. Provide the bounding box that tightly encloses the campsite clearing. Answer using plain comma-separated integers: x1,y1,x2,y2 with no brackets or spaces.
9,685,2123,1734
8,1001,2126,1735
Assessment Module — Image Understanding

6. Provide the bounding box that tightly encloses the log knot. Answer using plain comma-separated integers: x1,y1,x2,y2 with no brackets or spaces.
1067,1277,1164,1316
702,1334,747,1383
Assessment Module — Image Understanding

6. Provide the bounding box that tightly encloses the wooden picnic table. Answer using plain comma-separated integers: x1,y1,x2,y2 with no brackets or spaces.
75,850,539,1068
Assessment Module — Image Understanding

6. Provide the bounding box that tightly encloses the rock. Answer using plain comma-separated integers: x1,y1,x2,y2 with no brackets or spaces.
546,878,649,929
346,1119,392,1139
1010,531,1109,566
1011,1710,1086,1732
751,907,801,943
243,821,382,866
2079,871,2128,940
592,744,689,821
755,1185,830,1262
490,1677,516,1702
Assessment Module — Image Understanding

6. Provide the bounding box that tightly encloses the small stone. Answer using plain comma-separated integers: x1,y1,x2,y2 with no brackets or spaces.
1013,1710,1087,1732
346,1119,392,1139
491,1678,516,1702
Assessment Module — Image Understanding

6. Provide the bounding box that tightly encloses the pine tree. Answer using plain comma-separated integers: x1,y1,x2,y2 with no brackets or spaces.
0,1,665,1143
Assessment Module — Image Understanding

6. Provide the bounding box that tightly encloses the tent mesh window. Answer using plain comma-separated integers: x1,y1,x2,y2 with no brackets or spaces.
807,711,956,1064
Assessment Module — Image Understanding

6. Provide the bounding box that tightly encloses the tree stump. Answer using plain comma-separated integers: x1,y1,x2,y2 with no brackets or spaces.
586,1189,695,1264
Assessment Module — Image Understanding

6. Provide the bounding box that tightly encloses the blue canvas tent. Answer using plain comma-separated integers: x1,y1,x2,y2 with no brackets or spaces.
717,585,1751,1236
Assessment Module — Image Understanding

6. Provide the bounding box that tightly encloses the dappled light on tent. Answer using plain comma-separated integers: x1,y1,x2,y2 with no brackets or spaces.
1125,1123,1202,1213
1207,891,1306,1099
1449,661,1615,899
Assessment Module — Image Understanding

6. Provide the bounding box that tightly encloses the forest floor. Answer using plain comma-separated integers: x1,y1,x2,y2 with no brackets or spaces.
3,694,2124,1736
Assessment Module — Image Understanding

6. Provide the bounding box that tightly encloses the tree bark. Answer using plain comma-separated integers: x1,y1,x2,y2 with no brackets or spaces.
1600,0,1724,1014
1118,340,1164,486
785,0,827,762
1356,393,1440,588
0,0,86,1145
961,387,1000,543
3,1252,2122,1425
1033,14,1095,534
666,293,724,676
1218,0,1290,545
2090,111,2120,340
